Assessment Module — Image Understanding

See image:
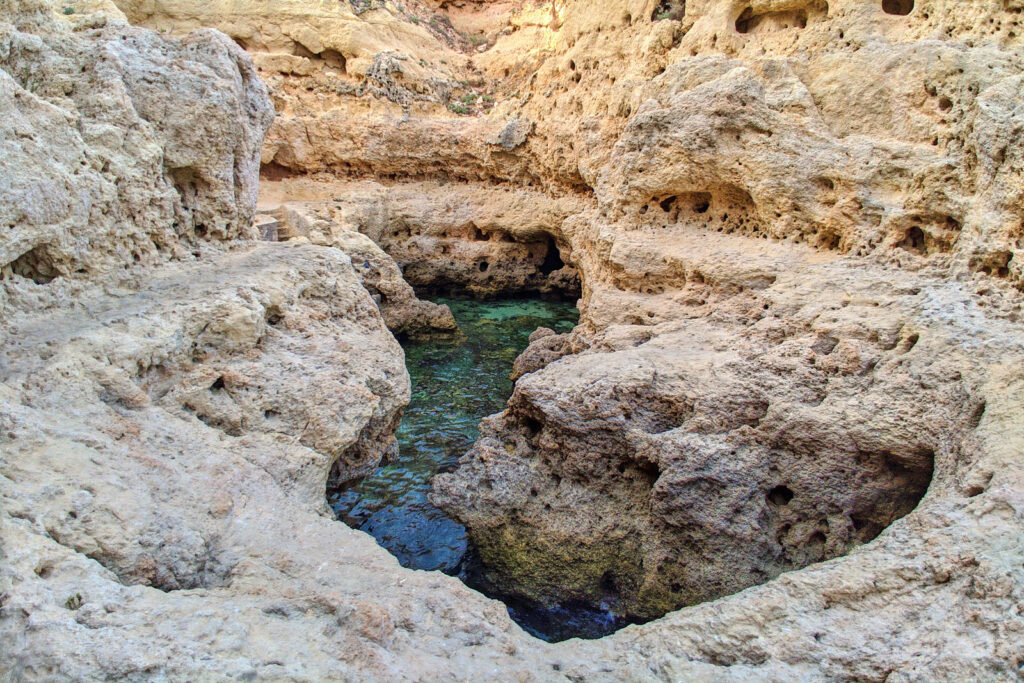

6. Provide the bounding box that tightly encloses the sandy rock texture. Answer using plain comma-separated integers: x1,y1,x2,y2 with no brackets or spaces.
259,177,584,298
0,0,273,317
263,203,460,338
0,3,531,680
5,0,1024,679
1,242,554,679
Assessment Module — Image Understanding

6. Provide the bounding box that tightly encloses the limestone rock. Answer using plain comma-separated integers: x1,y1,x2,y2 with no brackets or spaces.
0,0,273,317
6,0,1024,679
259,177,584,299
267,203,459,338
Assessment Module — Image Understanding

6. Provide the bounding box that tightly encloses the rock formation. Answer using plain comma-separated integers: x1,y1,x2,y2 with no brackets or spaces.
3,0,1024,679
261,203,460,338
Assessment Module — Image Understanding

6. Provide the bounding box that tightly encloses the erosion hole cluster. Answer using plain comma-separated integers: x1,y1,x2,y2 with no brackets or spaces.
646,186,766,238
483,412,931,622
433,320,940,634
381,223,580,299
894,212,962,256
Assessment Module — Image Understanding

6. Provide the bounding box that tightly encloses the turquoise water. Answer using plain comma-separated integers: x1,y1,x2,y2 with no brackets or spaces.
328,297,579,575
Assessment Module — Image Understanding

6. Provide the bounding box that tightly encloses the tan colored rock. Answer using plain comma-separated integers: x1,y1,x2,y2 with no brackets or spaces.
5,0,1024,679
251,51,315,76
0,0,273,316
259,177,584,298
268,203,460,338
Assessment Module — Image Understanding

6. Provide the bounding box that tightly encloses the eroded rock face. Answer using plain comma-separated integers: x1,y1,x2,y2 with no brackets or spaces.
0,0,273,316
6,0,1024,680
433,251,953,620
1,4,526,679
2,244,409,587
264,203,460,338
259,178,585,299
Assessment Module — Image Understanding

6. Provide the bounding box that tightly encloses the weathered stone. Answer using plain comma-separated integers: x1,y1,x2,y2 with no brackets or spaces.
4,0,1024,679
267,203,459,338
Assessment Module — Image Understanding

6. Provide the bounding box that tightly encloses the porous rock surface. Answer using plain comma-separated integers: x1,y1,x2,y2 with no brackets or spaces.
259,178,584,299
0,0,272,315
0,2,523,679
4,0,1024,680
263,203,460,338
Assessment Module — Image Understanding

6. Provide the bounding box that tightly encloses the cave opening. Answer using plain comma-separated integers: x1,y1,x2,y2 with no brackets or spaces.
538,235,565,275
391,228,580,301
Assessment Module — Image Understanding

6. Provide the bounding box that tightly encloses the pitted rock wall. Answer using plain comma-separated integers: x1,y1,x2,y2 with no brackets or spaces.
0,0,273,316
5,0,1024,679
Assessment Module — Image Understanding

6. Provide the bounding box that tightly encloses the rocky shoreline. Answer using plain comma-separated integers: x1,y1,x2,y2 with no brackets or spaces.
3,0,1024,679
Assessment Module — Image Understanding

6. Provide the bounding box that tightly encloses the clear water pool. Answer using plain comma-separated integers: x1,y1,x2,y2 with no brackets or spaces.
328,297,578,573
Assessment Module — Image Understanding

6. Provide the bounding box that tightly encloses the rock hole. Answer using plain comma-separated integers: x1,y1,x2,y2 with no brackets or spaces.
539,235,566,276
735,7,755,32
479,261,489,272
767,485,794,506
34,562,56,578
651,0,685,21
260,162,296,181
882,0,914,15
523,415,542,437
210,376,226,391
321,48,347,75
735,1,824,33
265,306,284,326
899,226,927,255
3,244,60,284
637,458,661,485
291,41,317,59
968,400,986,429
